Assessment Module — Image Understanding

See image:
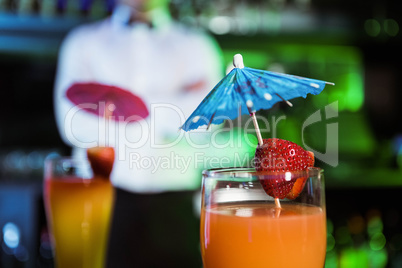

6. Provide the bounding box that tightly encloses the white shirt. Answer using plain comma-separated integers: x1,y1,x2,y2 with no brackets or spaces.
54,9,225,193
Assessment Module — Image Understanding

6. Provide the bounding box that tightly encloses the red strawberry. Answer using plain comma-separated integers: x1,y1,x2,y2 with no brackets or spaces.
254,139,314,199
87,147,115,179
258,173,296,199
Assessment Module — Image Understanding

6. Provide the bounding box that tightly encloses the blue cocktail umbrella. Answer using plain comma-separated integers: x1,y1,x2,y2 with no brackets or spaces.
181,54,334,145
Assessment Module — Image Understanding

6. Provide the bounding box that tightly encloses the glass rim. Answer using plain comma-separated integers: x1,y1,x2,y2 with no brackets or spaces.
44,156,91,169
44,156,93,180
202,167,323,180
45,155,88,163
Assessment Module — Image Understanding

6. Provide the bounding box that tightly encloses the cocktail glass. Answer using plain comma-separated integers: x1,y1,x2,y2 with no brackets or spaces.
200,167,326,268
43,157,114,268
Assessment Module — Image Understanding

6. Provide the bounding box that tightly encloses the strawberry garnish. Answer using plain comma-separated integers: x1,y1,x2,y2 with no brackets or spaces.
258,174,296,199
87,147,115,179
254,138,314,200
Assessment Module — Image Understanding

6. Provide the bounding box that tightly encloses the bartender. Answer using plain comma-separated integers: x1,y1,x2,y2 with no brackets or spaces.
53,0,224,266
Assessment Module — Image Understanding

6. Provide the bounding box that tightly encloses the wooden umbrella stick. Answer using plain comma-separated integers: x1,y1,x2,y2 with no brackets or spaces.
275,198,282,209
103,101,115,147
251,112,282,210
238,103,242,128
251,112,263,146
104,101,115,119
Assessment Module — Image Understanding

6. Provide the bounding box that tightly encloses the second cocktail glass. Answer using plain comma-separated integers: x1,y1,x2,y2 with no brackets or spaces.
43,157,115,268
200,167,326,268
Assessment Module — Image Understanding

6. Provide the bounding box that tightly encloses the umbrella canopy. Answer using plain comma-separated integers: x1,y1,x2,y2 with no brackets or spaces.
181,54,333,132
66,82,149,122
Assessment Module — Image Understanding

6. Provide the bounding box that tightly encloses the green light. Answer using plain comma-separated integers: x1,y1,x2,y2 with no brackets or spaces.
327,234,336,252
274,117,301,145
337,112,376,155
369,232,387,251
328,68,364,112
369,248,388,268
365,19,381,37
384,19,399,37
324,251,338,268
367,216,383,236
340,248,369,268
345,71,364,112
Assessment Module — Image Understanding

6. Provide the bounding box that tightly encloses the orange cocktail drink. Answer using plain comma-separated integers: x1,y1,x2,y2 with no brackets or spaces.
44,157,114,268
200,168,326,268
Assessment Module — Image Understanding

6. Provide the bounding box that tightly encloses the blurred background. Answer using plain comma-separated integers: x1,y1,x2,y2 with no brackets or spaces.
0,0,401,267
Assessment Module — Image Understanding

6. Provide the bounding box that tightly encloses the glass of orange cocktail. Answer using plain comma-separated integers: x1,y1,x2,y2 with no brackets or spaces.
43,157,114,268
200,167,326,268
